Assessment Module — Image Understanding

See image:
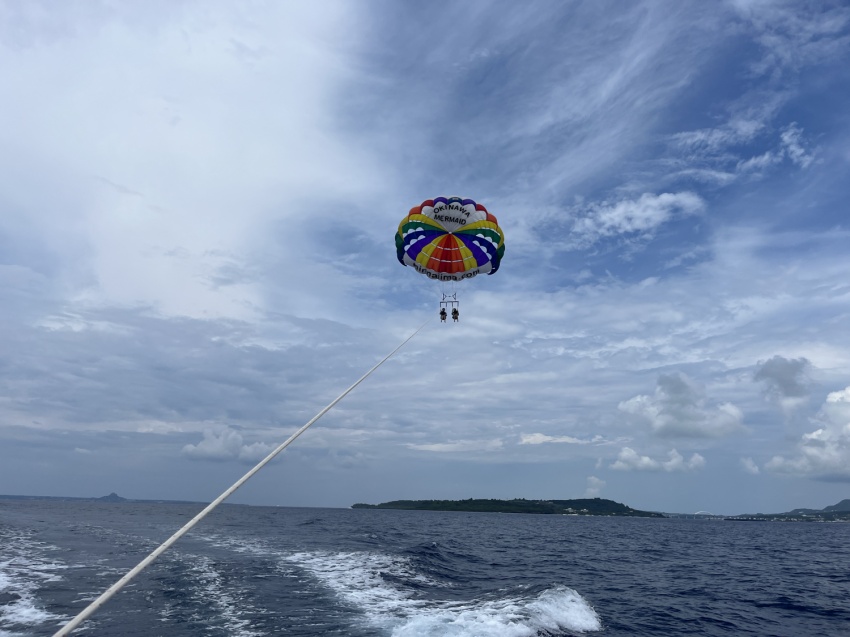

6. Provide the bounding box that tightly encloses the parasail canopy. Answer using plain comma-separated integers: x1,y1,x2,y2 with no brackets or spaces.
395,197,505,281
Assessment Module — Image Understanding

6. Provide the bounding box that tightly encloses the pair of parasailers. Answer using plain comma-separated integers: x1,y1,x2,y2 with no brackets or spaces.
439,308,459,322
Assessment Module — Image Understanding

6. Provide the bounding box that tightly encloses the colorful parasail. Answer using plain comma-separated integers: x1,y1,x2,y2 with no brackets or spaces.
395,197,505,282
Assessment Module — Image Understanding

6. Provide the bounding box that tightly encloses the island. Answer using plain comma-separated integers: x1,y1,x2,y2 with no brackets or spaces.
725,498,850,522
352,497,665,517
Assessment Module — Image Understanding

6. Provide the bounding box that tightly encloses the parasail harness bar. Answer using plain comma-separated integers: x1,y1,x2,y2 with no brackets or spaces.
439,292,458,310
53,319,431,637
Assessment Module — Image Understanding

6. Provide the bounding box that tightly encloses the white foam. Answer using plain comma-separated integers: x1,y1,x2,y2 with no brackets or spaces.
196,534,602,635
162,550,266,637
284,551,435,616
0,528,66,632
284,550,601,636
196,532,272,558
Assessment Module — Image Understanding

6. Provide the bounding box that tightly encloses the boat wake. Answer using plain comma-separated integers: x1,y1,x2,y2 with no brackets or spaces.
0,528,65,636
284,549,601,636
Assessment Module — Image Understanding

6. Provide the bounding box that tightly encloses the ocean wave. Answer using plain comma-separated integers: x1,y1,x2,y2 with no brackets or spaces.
390,585,601,637
284,549,601,636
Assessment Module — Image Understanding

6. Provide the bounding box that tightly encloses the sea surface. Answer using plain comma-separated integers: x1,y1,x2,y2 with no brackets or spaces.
1,499,848,637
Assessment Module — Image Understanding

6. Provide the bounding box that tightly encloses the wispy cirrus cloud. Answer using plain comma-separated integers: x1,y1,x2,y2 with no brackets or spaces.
672,117,817,184
570,192,705,248
729,0,850,78
663,0,848,192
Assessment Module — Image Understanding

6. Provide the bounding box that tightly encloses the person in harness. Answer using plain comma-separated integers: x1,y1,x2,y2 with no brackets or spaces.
440,308,447,322
452,308,459,322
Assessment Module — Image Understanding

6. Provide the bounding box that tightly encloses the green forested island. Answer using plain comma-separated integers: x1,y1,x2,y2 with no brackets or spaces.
351,497,664,517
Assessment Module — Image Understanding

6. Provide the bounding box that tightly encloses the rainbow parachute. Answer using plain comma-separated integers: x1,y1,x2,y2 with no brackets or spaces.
395,197,505,281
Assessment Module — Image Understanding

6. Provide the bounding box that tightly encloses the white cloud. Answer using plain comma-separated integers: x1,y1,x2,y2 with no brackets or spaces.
766,386,850,480
407,439,504,453
736,123,816,175
780,123,815,168
740,457,760,474
0,1,379,322
571,192,704,246
674,111,820,184
737,150,782,173
610,447,706,472
182,428,275,463
731,1,850,78
585,475,606,497
673,117,766,153
619,372,743,438
520,433,598,445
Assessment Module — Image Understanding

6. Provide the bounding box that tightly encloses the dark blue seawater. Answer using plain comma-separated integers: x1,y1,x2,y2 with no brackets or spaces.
1,500,849,636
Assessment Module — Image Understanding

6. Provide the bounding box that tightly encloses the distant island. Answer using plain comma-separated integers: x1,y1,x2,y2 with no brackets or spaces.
726,498,850,522
0,492,129,502
352,497,665,517
0,493,201,505
98,492,128,502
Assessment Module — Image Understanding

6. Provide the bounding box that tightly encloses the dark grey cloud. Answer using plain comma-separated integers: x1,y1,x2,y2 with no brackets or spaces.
754,355,810,399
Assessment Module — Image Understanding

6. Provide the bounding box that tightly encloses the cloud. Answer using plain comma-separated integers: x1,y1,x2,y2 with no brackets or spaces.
754,355,810,414
0,1,378,323
619,372,743,437
779,123,815,168
570,192,705,247
520,433,601,445
668,0,840,189
674,112,818,183
585,475,606,497
736,123,816,174
755,356,810,396
730,1,850,78
610,447,706,472
673,115,767,153
736,150,783,173
765,386,850,480
407,439,504,453
740,457,760,474
182,428,275,463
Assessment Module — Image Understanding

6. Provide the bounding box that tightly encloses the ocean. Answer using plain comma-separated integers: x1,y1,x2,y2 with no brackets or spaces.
1,499,848,636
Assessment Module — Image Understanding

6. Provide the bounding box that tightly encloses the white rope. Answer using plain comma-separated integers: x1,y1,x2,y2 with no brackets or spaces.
53,320,430,636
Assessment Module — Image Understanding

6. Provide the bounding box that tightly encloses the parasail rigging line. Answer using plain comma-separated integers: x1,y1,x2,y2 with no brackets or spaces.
53,318,431,637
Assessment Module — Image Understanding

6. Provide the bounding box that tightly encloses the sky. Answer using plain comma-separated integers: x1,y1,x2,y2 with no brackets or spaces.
1,0,849,515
